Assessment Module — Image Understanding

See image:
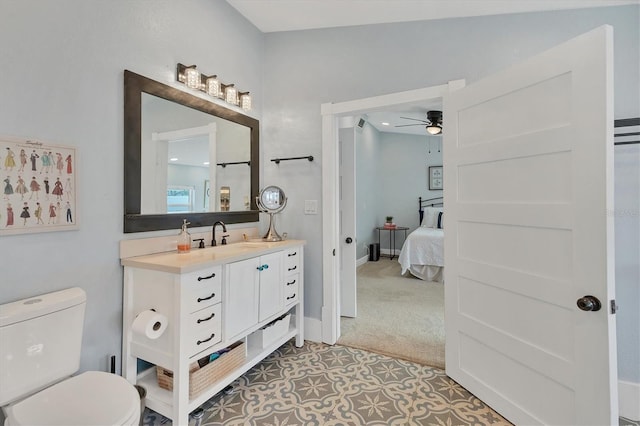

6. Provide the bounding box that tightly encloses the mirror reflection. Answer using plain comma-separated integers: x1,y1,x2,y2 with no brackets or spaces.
141,93,251,214
124,70,259,233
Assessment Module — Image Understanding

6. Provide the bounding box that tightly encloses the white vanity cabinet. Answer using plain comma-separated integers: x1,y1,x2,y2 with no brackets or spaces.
121,241,304,426
225,251,283,340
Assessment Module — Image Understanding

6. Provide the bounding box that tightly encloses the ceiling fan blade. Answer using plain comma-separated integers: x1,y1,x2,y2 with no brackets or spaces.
399,117,429,123
395,123,425,128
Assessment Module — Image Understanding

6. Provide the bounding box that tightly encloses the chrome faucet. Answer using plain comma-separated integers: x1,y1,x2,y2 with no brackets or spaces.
212,221,228,246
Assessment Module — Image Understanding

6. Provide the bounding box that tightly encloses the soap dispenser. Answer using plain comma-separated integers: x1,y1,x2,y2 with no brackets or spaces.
177,219,191,253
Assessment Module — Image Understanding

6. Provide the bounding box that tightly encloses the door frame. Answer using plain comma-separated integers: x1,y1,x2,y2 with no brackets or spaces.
321,80,465,344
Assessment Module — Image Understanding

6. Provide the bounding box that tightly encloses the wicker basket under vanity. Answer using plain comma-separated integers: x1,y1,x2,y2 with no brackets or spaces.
156,341,246,399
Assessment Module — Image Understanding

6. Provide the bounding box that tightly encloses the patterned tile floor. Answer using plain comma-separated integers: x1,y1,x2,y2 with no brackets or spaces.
143,340,512,425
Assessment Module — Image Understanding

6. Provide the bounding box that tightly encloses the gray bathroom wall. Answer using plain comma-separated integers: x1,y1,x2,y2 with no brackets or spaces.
261,5,639,382
0,0,264,374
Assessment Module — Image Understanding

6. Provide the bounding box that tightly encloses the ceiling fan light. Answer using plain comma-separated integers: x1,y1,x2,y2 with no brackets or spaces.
427,124,442,135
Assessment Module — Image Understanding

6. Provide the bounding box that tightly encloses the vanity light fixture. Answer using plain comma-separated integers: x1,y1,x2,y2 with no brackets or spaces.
176,63,251,111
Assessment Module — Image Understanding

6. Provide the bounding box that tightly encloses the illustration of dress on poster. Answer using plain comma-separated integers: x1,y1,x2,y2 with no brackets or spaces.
1,137,77,235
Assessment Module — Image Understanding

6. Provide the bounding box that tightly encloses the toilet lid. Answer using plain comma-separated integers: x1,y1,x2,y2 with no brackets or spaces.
9,371,140,426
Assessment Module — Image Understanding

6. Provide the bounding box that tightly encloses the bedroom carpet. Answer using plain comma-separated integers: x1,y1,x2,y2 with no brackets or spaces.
338,258,445,369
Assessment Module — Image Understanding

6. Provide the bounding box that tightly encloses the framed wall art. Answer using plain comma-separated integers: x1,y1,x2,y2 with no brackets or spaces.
1,136,78,236
429,165,443,190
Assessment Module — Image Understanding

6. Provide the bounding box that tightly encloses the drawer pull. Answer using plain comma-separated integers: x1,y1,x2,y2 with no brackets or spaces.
196,312,216,323
288,252,297,257
257,264,269,271
197,293,216,303
197,272,216,281
287,279,296,286
288,265,297,271
197,333,216,345
286,293,296,300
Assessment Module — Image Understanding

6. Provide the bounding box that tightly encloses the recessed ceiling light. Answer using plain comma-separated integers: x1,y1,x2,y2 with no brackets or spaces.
381,122,389,126
169,157,178,162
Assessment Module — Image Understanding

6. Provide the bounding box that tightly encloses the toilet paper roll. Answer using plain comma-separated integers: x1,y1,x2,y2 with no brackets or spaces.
132,310,168,339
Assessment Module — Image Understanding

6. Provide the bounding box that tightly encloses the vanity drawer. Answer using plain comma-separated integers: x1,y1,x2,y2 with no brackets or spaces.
182,266,222,313
284,248,300,275
187,303,222,357
284,273,299,305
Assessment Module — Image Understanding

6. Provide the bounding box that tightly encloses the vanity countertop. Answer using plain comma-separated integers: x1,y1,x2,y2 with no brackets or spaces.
121,239,305,274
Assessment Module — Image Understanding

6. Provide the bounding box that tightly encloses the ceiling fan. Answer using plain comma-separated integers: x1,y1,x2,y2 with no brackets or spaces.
396,110,443,135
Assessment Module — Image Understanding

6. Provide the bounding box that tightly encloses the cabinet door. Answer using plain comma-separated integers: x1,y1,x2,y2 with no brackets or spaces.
258,251,283,322
225,256,260,339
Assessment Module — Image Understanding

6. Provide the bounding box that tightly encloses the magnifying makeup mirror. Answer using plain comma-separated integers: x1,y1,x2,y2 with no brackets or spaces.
256,185,287,241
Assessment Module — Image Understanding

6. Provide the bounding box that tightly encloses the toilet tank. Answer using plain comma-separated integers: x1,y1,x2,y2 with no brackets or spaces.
0,287,86,406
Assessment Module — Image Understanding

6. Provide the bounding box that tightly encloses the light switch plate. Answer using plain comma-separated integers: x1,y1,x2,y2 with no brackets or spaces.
304,200,318,215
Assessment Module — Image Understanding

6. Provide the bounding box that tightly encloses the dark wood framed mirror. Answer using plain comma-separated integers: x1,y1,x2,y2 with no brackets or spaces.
124,70,259,233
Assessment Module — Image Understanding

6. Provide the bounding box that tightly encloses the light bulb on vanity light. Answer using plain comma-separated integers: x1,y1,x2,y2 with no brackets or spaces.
225,84,238,105
240,92,252,111
205,75,220,97
184,67,201,90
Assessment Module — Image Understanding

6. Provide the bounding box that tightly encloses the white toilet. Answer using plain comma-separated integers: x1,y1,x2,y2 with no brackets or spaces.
0,287,140,426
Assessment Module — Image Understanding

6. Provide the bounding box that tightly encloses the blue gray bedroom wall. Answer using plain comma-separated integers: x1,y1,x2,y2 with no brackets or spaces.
262,5,639,382
354,124,444,257
354,123,379,259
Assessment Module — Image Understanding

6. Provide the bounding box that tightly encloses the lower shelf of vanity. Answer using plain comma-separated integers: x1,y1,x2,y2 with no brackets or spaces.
136,324,299,419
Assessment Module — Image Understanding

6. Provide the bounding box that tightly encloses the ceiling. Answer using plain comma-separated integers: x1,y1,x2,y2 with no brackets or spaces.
226,0,637,136
226,0,637,33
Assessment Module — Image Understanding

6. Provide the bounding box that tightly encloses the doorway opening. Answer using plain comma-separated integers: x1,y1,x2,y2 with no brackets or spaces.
320,80,465,346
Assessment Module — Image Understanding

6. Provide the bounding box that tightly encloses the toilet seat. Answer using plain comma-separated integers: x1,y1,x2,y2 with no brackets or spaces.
7,371,140,426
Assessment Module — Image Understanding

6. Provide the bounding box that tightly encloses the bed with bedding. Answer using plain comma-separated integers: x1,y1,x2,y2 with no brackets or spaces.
398,197,444,282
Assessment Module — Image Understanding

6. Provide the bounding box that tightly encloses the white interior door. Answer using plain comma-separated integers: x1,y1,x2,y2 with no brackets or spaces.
340,128,357,318
444,26,617,425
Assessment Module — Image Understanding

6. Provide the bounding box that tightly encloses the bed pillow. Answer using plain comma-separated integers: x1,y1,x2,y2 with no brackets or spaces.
421,207,443,228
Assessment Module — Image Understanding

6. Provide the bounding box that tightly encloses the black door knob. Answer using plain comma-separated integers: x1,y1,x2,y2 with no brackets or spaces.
345,237,353,244
577,295,601,312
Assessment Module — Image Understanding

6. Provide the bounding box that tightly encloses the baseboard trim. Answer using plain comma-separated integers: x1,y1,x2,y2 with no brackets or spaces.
380,248,400,257
356,255,368,267
620,379,640,421
304,316,323,343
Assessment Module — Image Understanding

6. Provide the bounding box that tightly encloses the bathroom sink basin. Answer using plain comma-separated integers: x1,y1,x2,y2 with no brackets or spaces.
234,240,285,249
150,244,256,263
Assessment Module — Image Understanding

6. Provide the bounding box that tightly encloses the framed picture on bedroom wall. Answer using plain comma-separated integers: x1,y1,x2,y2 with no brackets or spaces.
428,166,443,190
